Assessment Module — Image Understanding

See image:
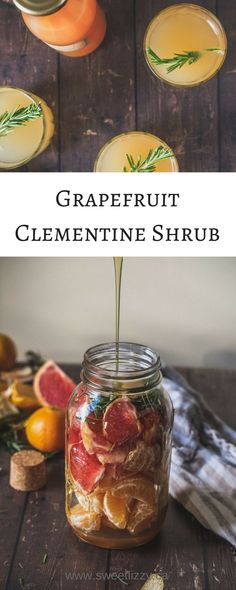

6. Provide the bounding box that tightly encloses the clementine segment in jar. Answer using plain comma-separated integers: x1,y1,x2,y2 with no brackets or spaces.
127,501,157,535
70,503,101,532
111,476,156,505
76,491,104,514
124,441,156,472
103,491,128,529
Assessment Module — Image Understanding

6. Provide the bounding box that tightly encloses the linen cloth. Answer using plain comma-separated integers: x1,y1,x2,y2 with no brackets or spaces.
162,365,236,546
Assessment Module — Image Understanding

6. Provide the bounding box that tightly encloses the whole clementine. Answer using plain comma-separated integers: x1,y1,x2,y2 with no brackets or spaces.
25,407,65,453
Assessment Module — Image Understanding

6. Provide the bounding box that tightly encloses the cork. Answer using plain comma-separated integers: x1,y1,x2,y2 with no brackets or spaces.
10,450,47,491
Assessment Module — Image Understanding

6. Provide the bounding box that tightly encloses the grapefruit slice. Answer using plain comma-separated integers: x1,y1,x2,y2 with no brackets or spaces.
34,360,76,410
81,416,112,455
103,397,141,444
70,441,105,494
141,409,161,444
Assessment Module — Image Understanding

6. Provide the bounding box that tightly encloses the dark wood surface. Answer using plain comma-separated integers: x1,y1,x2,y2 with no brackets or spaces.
0,0,236,172
0,365,236,590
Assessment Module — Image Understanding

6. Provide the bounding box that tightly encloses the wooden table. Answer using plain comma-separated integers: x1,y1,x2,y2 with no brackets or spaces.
0,365,235,590
0,0,236,172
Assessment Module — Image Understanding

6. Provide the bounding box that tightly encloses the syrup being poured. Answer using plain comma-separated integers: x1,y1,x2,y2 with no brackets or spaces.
113,257,123,370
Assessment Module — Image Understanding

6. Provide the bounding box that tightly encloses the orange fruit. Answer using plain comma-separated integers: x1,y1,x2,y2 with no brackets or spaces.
69,503,101,532
103,491,128,529
0,334,17,371
111,476,156,505
11,380,39,410
127,501,157,534
25,407,65,452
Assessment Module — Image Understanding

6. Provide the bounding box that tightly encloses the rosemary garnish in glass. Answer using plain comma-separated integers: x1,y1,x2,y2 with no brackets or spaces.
0,103,42,138
123,145,173,172
147,47,223,74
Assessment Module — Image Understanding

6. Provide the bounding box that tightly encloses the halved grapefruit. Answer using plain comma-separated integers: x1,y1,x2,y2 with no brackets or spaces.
34,360,76,410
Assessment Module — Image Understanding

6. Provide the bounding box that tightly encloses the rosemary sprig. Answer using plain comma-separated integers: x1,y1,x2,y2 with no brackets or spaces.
0,103,42,138
147,47,223,74
25,350,45,372
43,552,48,564
85,390,165,417
123,145,173,173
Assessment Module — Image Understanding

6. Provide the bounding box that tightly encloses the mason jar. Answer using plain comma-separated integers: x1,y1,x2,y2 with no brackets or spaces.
66,342,173,549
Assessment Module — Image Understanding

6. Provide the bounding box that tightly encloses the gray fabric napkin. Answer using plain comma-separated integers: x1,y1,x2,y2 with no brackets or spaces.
162,365,236,546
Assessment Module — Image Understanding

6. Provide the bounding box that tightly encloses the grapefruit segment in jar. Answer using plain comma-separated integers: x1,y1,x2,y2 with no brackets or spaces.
103,491,128,529
70,441,105,494
141,409,161,444
127,501,157,534
81,417,112,455
111,476,156,505
103,397,141,444
34,361,76,409
69,503,101,532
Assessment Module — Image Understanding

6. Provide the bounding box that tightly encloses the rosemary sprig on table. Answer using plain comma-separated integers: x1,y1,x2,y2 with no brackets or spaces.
123,145,173,173
147,47,223,74
0,411,61,457
0,103,42,138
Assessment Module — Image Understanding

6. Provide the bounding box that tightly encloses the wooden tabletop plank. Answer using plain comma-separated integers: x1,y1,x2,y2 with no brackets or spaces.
108,500,206,590
0,450,28,590
135,0,220,172
4,453,108,590
0,2,59,172
217,1,236,171
59,0,136,171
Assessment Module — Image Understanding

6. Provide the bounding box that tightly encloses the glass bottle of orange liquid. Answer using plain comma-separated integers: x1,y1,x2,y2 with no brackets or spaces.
13,0,106,57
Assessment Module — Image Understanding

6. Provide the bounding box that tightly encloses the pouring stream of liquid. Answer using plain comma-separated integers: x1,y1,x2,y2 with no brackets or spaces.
113,257,123,370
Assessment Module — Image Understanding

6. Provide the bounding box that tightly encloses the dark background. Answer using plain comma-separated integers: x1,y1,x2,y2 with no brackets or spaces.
0,0,236,172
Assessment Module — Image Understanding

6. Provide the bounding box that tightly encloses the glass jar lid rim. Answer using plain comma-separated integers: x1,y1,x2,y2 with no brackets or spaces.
13,0,66,16
83,342,161,380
